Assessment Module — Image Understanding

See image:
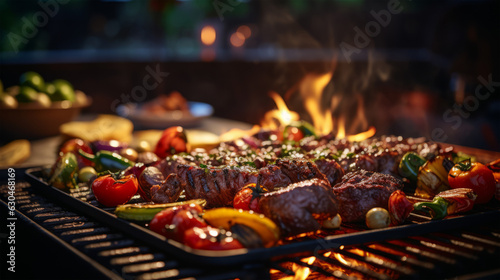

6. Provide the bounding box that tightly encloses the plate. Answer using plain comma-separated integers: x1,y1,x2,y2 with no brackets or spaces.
0,97,92,140
117,102,214,129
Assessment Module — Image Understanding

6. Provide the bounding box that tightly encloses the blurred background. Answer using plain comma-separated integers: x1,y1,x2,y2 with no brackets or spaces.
0,0,499,151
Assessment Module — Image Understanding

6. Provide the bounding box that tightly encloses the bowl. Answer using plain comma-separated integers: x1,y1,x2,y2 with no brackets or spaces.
0,97,92,140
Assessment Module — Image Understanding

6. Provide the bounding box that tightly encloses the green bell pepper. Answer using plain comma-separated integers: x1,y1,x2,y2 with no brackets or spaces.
398,152,426,184
79,149,134,172
413,196,449,220
49,152,79,190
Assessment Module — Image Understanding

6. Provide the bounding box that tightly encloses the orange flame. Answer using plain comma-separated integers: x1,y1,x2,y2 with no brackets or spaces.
299,72,334,136
219,125,261,143
261,92,300,130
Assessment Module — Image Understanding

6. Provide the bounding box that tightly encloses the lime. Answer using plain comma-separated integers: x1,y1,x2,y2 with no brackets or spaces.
16,86,39,103
20,71,45,92
51,79,75,102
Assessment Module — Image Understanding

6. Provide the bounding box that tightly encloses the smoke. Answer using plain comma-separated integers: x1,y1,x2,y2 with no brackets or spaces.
258,1,392,135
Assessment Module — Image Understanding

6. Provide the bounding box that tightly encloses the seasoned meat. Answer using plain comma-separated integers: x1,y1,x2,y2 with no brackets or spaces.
168,159,328,208
175,165,258,207
138,166,165,200
259,178,338,237
150,174,183,203
314,159,344,186
333,170,403,223
274,158,327,183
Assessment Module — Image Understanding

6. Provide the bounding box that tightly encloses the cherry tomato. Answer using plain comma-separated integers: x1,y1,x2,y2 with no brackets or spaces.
183,226,244,250
448,160,496,204
233,183,267,213
170,210,207,242
60,138,94,167
149,204,204,241
91,173,138,207
154,126,189,158
283,126,304,142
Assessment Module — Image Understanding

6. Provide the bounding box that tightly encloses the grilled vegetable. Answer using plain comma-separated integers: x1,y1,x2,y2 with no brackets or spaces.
115,199,206,221
202,208,280,248
60,138,94,167
448,159,495,204
154,126,189,158
149,203,205,242
413,197,448,220
79,149,134,172
398,152,426,184
283,121,317,142
92,140,128,153
184,226,244,250
233,183,267,213
91,172,138,207
322,214,342,229
365,207,391,229
388,190,413,225
49,152,79,190
415,155,454,199
413,188,477,220
78,166,97,183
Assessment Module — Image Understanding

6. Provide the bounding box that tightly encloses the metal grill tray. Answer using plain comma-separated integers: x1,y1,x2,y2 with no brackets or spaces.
25,167,500,266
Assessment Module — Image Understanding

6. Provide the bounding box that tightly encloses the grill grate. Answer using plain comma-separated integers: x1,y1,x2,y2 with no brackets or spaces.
270,224,500,279
0,178,266,280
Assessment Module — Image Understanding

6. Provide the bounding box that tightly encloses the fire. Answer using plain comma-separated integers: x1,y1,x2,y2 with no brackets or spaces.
300,72,335,136
277,257,316,280
261,92,300,130
221,67,376,143
219,125,261,143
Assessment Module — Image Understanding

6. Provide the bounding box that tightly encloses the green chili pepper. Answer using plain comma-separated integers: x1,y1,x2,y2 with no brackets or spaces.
413,197,449,220
398,152,426,184
115,199,207,221
79,149,134,172
49,152,79,190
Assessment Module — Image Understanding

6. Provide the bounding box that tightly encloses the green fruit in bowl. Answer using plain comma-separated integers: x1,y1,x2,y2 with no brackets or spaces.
20,71,45,92
51,79,75,102
16,86,39,103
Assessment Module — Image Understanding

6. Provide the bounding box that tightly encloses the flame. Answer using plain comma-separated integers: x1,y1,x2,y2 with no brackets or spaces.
219,125,261,143
261,92,300,130
346,126,376,142
299,72,334,136
336,116,345,139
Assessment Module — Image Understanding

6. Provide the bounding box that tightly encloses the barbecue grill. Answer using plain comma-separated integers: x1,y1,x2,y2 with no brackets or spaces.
2,1,500,279
2,163,499,280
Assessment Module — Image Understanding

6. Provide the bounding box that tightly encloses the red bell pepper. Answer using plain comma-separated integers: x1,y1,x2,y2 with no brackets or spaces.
388,190,413,226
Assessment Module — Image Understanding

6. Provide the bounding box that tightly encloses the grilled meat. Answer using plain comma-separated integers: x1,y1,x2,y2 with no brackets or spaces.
164,159,327,207
314,158,344,185
259,178,338,237
176,164,257,208
333,170,403,223
150,174,183,203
